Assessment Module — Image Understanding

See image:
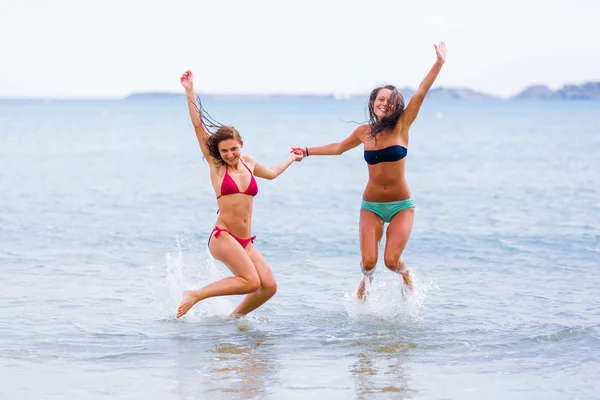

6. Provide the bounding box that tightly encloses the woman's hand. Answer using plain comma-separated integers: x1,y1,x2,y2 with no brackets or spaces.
180,70,194,90
291,149,304,162
434,41,447,64
290,146,307,157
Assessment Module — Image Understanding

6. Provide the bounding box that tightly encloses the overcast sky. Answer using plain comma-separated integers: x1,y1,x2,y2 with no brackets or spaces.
1,0,598,98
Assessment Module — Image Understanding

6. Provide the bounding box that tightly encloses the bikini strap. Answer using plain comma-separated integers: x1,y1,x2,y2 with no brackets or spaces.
241,159,253,174
216,164,230,200
212,226,226,238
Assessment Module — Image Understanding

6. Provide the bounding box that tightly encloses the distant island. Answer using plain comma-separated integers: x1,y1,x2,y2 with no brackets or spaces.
125,88,497,101
513,82,600,100
125,81,600,101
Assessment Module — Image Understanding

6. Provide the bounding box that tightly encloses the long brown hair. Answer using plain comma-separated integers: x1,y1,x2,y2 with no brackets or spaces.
193,97,243,166
367,85,405,140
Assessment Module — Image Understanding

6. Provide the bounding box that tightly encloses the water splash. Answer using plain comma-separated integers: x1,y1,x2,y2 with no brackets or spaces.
343,266,436,324
150,235,235,321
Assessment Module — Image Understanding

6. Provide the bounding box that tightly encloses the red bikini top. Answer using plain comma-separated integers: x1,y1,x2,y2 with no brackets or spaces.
217,160,259,199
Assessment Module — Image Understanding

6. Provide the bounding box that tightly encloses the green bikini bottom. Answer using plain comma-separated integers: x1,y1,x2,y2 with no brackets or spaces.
361,198,415,223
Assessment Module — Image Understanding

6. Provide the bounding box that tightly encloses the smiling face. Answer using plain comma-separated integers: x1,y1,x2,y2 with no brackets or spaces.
217,138,242,166
206,126,244,166
367,85,406,139
372,88,394,119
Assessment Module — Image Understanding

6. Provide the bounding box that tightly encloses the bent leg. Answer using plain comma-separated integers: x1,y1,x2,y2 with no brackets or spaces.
230,245,277,317
383,208,415,291
176,232,261,318
357,208,384,300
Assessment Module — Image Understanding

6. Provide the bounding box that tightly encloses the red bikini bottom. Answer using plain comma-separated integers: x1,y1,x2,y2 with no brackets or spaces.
209,226,256,249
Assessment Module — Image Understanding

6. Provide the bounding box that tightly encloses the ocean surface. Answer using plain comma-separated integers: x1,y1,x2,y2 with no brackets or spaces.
1,97,599,399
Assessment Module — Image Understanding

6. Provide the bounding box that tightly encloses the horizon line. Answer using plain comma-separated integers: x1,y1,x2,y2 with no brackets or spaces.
1,81,599,101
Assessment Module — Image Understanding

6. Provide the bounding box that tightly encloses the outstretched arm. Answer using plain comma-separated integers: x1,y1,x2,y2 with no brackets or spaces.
400,41,447,128
292,126,363,157
252,151,304,180
180,70,211,159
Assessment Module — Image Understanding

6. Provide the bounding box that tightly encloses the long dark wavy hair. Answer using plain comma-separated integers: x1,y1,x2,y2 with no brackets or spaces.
367,85,405,140
192,97,243,166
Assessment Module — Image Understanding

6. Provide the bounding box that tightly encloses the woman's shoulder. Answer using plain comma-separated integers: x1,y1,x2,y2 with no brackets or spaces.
353,124,370,139
241,155,257,166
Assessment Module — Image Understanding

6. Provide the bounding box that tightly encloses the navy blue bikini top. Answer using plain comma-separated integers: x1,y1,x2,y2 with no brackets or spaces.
364,145,408,165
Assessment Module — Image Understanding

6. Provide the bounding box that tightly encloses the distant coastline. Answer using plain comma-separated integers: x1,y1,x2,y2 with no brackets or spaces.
2,82,599,101
125,81,600,101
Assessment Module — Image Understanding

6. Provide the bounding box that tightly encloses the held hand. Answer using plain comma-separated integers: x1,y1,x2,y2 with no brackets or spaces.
433,41,447,63
291,149,304,162
180,70,194,90
290,146,307,157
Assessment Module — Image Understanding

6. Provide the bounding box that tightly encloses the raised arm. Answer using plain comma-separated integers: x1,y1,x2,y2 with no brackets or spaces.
251,151,304,180
292,125,363,157
400,41,447,128
180,70,211,159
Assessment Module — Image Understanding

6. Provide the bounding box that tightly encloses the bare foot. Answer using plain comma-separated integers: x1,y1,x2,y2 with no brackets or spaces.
357,279,366,300
356,276,373,301
176,290,199,318
228,312,244,319
402,269,414,293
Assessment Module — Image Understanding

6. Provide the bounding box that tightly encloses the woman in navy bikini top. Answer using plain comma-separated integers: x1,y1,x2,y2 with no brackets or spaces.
293,41,448,300
176,70,304,319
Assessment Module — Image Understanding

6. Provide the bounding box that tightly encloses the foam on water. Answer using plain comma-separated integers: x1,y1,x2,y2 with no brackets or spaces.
150,235,235,321
344,266,437,324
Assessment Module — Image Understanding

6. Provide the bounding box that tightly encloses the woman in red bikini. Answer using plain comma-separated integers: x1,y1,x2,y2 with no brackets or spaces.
176,70,304,318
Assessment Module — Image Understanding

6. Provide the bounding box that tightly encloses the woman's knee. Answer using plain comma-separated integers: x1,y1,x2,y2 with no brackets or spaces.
384,254,405,272
244,275,262,293
261,278,278,298
361,254,377,274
